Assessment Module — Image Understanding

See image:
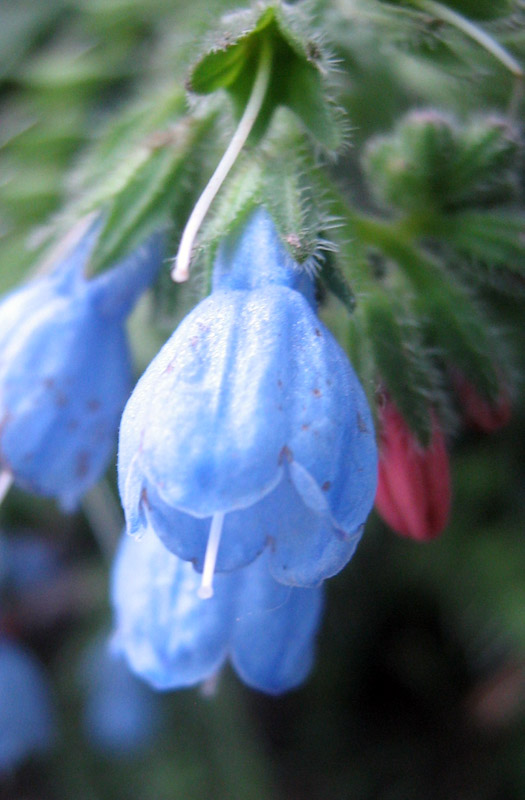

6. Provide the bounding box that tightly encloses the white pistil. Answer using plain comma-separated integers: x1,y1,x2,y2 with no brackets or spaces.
198,511,225,600
171,38,272,284
0,471,13,507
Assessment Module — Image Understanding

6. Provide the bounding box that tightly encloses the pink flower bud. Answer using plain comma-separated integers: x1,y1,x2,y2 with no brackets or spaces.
375,398,451,541
453,373,511,433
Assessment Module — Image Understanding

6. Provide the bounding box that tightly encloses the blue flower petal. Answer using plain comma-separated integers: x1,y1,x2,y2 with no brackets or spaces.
257,472,361,586
231,556,323,694
118,206,377,587
122,288,295,517
0,226,163,508
1,303,132,509
112,528,235,689
141,483,268,573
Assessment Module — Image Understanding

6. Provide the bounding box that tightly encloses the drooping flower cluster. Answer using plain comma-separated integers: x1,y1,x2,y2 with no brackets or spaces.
0,222,163,509
114,207,378,693
375,395,451,542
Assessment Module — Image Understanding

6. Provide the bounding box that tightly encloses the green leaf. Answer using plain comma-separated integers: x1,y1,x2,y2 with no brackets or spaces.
363,292,435,444
398,245,502,399
319,255,356,316
188,2,346,153
86,116,213,274
351,215,504,400
429,211,525,273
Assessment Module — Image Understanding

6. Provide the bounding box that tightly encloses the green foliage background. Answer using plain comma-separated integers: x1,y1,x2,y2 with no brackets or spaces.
0,1,524,798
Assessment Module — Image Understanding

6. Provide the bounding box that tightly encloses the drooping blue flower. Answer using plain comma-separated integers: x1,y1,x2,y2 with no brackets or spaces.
79,635,161,757
0,638,55,773
119,207,377,591
0,221,164,510
111,526,323,695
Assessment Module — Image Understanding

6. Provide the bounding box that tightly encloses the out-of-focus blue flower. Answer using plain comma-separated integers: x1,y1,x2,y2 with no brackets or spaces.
0,221,164,510
112,527,323,694
0,638,54,773
119,208,377,591
2,532,60,593
79,635,161,757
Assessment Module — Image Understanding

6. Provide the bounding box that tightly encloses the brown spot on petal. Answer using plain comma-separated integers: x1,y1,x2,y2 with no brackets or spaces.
357,412,369,433
301,423,310,431
76,451,90,478
277,379,283,388
322,481,331,492
87,399,101,412
278,445,294,465
315,328,322,337
140,487,150,510
313,388,322,398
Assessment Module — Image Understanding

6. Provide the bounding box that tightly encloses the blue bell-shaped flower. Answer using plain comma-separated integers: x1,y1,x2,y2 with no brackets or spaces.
0,638,55,773
119,207,377,591
111,526,323,695
0,221,164,510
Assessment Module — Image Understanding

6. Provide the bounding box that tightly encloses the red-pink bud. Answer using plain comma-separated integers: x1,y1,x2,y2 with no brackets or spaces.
453,373,511,433
375,398,451,542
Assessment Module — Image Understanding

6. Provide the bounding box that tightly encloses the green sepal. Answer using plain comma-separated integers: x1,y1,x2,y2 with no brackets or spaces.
196,134,331,294
397,246,502,400
71,87,187,206
319,255,356,316
349,214,504,401
426,211,525,276
196,156,264,292
85,114,214,275
364,112,520,215
258,128,324,266
188,2,346,153
362,292,435,445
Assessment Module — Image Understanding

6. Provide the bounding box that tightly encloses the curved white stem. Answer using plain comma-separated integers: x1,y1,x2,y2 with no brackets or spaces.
198,511,225,600
0,471,13,507
411,0,523,78
172,39,272,283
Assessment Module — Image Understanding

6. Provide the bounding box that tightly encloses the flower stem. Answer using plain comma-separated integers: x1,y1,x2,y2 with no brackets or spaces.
172,38,273,283
409,0,523,79
0,471,13,508
81,480,123,563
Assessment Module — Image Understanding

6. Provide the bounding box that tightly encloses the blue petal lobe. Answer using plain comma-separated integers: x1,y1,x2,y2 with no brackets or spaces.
231,555,323,694
141,483,268,573
112,528,235,689
260,473,361,586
